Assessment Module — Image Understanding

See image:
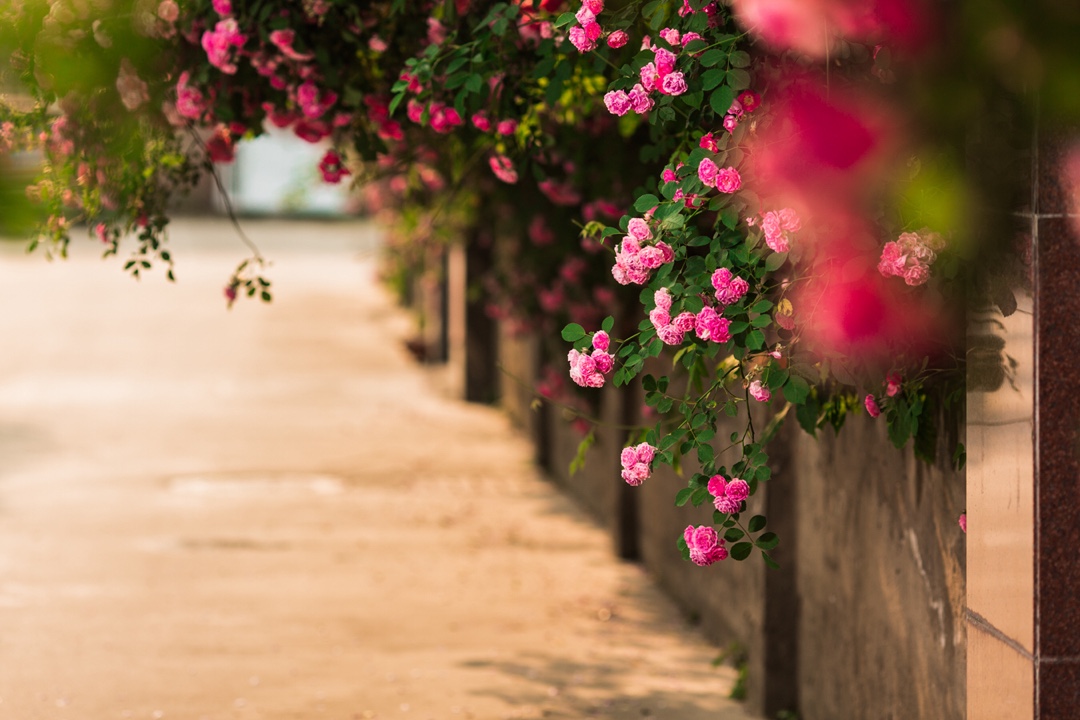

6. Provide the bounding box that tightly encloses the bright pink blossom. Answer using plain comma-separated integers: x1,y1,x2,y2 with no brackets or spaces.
684,525,728,566
212,0,231,15
627,217,652,242
269,29,314,61
695,306,731,343
660,71,687,96
489,155,519,184
592,330,610,352
606,30,629,48
201,19,246,74
621,442,656,486
628,84,654,114
865,394,882,418
700,132,719,152
604,90,631,116
959,513,967,534
712,268,750,306
582,0,604,14
318,150,350,184
297,81,337,119
708,476,744,515
698,158,720,187
175,72,205,120
885,373,902,397
569,25,597,52
714,167,742,193
659,27,681,45
471,112,492,131
749,380,771,402
496,119,518,135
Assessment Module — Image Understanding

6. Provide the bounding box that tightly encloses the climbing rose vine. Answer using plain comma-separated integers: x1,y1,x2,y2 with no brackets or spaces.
2,0,1027,568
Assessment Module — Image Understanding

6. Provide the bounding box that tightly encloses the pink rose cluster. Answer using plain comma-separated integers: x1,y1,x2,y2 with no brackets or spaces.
684,525,728,566
567,330,615,388
201,18,247,74
708,475,750,514
722,89,761,134
620,442,657,486
711,267,750,306
568,0,605,52
604,33,701,117
759,208,801,253
651,288,732,346
697,158,742,194
877,229,946,287
611,218,674,285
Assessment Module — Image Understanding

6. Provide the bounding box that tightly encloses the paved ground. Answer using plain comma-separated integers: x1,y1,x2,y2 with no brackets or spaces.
0,219,755,720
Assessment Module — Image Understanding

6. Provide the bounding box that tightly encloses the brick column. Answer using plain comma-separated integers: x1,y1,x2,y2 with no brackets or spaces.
967,128,1080,718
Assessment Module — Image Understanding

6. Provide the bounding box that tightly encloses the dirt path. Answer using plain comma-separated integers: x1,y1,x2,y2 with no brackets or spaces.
0,219,755,720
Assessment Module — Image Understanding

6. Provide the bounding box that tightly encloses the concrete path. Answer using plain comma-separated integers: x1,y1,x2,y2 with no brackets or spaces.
0,219,755,720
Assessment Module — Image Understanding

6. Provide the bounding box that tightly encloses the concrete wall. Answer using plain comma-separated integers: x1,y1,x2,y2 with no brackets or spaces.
430,247,966,719
491,329,965,719
793,417,966,720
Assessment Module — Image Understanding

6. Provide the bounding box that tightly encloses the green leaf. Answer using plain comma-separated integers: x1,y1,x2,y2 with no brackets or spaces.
726,69,751,90
602,315,614,333
730,542,753,561
699,49,726,67
675,487,695,507
701,68,726,91
748,515,767,532
751,314,772,328
710,86,736,116
746,329,765,349
697,444,714,466
762,552,780,570
764,252,788,272
751,299,774,313
569,431,595,475
634,194,660,212
724,527,745,542
561,323,586,342
783,375,811,404
756,532,779,550
728,50,751,68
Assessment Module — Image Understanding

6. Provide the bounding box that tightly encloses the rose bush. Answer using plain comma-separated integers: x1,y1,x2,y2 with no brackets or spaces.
3,0,1076,567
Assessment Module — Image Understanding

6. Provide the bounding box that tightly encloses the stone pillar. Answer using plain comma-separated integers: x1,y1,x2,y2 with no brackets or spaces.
967,129,1080,718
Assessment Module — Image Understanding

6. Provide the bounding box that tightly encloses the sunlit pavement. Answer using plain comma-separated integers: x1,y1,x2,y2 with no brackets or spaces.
0,218,755,720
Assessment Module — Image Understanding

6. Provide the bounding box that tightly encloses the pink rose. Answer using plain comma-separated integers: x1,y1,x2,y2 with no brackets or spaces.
604,90,631,116
628,84,654,114
684,525,728,566
748,380,770,403
714,167,742,193
660,71,687,96
903,264,929,286
471,112,491,131
627,217,652,242
489,154,519,184
865,394,882,418
607,30,629,48
592,330,610,352
698,158,720,187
